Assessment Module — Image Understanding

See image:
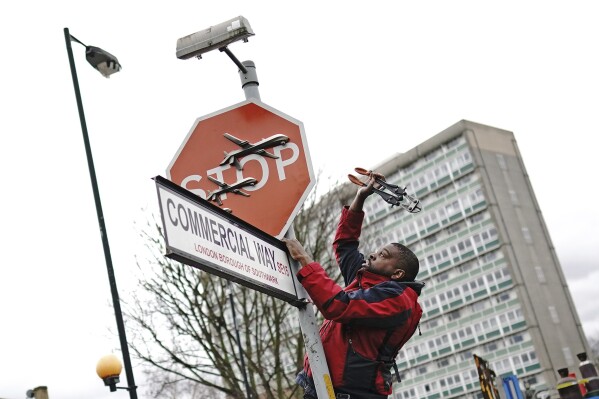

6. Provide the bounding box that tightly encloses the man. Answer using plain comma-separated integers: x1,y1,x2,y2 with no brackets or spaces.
283,171,424,399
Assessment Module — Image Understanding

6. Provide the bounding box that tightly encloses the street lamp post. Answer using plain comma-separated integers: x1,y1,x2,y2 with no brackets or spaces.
63,27,137,399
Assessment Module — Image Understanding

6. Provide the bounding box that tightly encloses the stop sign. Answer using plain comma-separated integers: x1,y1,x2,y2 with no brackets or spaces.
167,99,315,238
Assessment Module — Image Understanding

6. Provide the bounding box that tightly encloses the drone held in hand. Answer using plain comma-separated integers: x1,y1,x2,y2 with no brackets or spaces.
348,167,422,213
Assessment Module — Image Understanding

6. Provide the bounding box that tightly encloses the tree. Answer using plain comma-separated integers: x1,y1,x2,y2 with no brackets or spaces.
124,175,345,398
140,371,225,399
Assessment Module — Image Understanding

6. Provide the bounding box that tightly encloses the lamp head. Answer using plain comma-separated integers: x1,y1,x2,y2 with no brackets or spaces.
176,16,254,60
96,354,123,391
557,368,569,378
85,46,122,78
577,352,588,362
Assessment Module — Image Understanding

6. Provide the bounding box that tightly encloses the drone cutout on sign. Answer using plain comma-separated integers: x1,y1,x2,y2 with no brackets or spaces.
181,137,300,205
220,132,290,170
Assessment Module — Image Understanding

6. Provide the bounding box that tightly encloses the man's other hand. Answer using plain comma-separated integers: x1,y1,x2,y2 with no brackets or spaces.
282,238,314,266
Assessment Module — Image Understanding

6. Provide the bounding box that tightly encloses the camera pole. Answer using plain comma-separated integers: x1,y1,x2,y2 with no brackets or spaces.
237,61,335,399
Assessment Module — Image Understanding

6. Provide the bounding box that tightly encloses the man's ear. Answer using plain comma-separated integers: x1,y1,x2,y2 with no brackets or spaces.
391,269,406,281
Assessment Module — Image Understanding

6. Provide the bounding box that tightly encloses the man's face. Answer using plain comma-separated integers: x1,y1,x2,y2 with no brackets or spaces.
363,244,406,280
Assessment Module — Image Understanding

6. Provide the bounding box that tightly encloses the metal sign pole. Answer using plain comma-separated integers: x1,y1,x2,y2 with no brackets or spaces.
238,62,335,399
286,225,336,399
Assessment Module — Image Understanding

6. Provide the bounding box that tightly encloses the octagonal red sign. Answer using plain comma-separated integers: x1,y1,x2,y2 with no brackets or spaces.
166,99,315,238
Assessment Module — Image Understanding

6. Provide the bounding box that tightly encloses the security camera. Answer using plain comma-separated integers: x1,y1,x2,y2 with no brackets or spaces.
176,16,254,60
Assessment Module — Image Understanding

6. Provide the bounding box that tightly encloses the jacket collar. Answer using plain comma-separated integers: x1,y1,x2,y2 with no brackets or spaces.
357,268,390,286
356,268,425,295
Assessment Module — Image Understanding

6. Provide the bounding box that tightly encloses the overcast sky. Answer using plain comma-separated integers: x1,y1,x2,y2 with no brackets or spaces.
1,1,598,399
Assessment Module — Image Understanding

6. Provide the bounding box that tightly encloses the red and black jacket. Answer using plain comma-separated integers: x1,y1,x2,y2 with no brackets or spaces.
297,207,423,399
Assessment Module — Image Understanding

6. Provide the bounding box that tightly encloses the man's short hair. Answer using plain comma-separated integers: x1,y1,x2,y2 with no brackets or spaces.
391,243,420,281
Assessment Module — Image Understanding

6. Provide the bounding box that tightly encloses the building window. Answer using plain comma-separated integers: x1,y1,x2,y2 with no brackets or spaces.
494,269,504,280
448,310,461,321
513,355,522,367
426,255,435,268
461,350,473,361
437,184,453,197
481,250,498,263
496,292,511,303
472,300,486,312
522,227,533,243
436,272,449,283
462,282,471,293
509,190,519,205
447,222,463,234
403,162,416,173
548,306,560,324
485,342,497,353
460,261,476,272
528,376,538,385
424,234,438,245
424,149,439,162
469,212,485,224
456,174,473,188
497,154,507,170
446,200,460,215
446,136,464,149
510,334,524,344
562,347,574,365
535,266,546,283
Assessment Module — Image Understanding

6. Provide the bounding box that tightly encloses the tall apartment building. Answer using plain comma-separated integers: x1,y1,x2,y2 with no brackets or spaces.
351,120,590,399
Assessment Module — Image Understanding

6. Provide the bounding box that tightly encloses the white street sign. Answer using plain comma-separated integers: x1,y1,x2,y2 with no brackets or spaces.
154,176,300,304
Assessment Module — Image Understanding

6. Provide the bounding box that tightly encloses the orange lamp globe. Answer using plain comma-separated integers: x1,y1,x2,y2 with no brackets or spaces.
96,354,123,379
